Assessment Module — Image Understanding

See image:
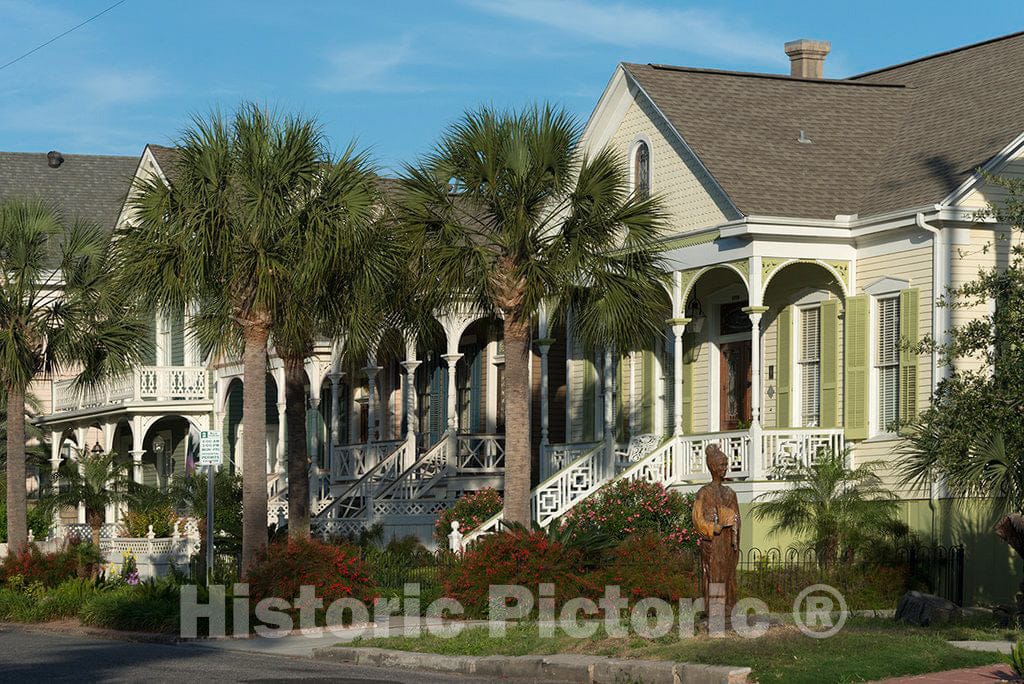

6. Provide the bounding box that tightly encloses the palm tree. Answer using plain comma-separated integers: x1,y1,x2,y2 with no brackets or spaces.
116,105,381,570
0,200,146,551
38,451,136,548
0,392,50,498
751,450,900,566
396,105,668,525
271,150,388,539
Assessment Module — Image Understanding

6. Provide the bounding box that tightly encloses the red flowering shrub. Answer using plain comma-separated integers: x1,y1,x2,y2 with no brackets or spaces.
246,538,376,614
590,533,699,602
562,479,697,552
1,540,101,587
444,527,598,617
433,488,503,547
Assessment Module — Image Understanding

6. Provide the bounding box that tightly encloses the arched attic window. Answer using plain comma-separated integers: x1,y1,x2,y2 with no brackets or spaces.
633,141,651,200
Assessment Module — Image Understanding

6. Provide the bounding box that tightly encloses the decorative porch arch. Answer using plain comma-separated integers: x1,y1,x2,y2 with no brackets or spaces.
761,258,851,298
678,260,751,307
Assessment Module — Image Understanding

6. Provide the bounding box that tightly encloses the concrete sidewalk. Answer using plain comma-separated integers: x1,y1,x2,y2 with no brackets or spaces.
181,616,489,658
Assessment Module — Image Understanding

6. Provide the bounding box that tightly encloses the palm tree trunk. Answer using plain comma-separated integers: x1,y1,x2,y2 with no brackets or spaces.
241,324,270,575
284,355,310,540
88,510,102,549
5,385,27,550
502,315,532,526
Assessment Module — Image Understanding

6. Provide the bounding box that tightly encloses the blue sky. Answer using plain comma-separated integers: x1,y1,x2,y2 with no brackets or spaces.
1,1,1022,174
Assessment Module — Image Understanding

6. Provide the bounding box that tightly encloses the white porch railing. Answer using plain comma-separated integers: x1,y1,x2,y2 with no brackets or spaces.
761,428,845,473
52,366,211,413
454,427,844,551
375,436,452,501
677,430,752,480
330,440,404,482
539,441,601,480
455,434,505,473
314,439,415,519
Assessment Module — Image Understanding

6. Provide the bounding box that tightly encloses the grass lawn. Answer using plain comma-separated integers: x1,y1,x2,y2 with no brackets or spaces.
345,616,1017,684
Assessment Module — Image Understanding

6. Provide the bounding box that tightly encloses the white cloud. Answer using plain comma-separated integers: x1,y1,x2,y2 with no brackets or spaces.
314,36,430,93
76,68,163,106
464,0,784,66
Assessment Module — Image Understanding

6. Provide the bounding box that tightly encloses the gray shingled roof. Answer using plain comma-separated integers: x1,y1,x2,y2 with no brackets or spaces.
147,144,179,184
623,31,1024,220
0,151,138,230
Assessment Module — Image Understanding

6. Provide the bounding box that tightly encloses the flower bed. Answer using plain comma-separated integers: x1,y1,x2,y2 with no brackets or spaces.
434,488,503,547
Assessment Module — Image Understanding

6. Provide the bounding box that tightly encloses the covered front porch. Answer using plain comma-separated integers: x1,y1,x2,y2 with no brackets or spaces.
531,253,854,525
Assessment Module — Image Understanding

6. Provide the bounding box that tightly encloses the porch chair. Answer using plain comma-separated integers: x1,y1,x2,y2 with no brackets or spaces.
614,433,661,473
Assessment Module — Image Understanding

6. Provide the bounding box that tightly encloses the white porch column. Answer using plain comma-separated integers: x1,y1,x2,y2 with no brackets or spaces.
309,396,320,466
628,351,638,438
537,337,554,448
400,359,421,445
668,318,690,437
441,353,463,434
74,427,88,524
308,396,321,498
329,371,342,471
276,402,287,475
129,415,145,484
364,365,381,443
602,347,615,476
744,306,768,480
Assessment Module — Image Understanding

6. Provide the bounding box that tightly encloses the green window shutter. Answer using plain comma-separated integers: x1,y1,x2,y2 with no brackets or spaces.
899,288,921,430
469,344,482,433
582,356,596,441
170,309,185,366
615,355,625,441
843,295,870,440
142,313,157,366
681,335,695,433
641,348,655,433
776,306,793,428
663,332,675,437
820,299,840,428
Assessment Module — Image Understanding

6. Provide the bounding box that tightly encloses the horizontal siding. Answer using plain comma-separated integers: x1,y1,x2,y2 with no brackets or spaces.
608,98,734,234
958,154,1024,210
949,226,1016,374
857,246,933,412
851,438,917,498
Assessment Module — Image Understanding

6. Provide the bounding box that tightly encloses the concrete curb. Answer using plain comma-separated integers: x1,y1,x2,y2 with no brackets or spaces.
0,620,180,644
313,646,751,683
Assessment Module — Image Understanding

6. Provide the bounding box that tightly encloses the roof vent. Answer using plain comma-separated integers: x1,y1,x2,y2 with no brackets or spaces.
784,39,831,79
798,130,813,144
46,151,64,168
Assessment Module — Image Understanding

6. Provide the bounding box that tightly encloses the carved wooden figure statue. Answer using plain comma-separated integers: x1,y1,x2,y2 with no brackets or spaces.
692,444,741,611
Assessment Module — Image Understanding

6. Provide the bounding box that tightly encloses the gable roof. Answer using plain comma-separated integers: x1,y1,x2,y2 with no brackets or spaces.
851,31,1024,213
621,31,1024,220
145,144,180,185
0,151,138,231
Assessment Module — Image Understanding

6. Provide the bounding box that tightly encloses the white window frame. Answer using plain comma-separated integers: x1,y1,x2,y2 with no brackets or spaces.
874,295,901,436
796,304,822,428
863,277,910,437
629,136,652,200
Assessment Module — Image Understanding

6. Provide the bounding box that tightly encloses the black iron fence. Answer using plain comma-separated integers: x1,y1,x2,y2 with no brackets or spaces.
733,544,965,608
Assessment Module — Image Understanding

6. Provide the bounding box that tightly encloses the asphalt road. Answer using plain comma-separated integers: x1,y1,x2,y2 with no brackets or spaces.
0,625,491,683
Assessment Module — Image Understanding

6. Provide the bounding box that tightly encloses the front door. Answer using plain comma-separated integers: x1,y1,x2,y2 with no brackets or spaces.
719,341,752,430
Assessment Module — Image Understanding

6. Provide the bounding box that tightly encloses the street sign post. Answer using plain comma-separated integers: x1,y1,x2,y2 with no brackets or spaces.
198,430,222,584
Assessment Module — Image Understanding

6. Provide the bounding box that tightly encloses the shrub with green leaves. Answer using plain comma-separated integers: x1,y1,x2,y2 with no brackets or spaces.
120,505,177,538
561,479,697,550
0,540,102,587
79,578,181,633
0,503,51,543
434,488,503,547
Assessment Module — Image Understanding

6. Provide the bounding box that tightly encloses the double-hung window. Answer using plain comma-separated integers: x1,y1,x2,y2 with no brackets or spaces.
876,296,901,432
798,307,821,427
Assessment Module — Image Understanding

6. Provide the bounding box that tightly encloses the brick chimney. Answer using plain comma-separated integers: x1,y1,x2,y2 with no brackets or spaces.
784,39,831,79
